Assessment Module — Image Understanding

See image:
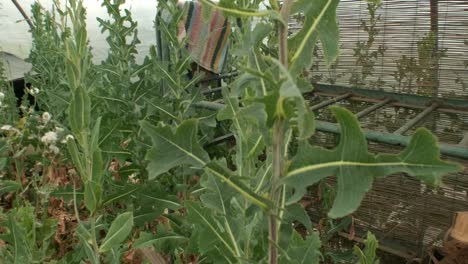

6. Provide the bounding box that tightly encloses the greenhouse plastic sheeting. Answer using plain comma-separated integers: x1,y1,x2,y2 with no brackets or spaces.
0,0,157,80
1,52,32,81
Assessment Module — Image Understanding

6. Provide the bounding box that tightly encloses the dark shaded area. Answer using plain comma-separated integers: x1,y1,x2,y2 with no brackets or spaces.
10,78,37,111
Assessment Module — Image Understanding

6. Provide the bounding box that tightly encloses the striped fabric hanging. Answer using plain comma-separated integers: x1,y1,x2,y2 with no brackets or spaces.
177,0,232,74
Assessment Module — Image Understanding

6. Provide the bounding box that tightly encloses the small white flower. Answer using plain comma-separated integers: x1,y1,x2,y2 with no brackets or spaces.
62,134,74,144
31,87,40,95
55,127,64,133
41,131,58,144
0,92,4,100
128,173,140,184
42,112,51,123
49,145,60,154
1,125,13,131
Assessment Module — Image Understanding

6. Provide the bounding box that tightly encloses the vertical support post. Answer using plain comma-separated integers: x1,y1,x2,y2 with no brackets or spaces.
430,0,439,97
11,0,34,30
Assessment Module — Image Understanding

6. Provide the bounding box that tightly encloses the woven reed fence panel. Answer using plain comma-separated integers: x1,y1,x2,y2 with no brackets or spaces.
309,96,468,258
291,0,468,258
302,0,468,100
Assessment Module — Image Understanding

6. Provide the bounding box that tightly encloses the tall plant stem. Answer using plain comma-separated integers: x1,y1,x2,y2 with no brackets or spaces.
91,215,100,264
268,1,294,264
269,118,284,264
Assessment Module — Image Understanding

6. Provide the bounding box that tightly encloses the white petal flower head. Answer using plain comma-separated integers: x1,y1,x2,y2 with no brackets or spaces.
49,145,60,154
31,87,40,95
0,92,4,100
1,125,13,131
42,112,51,123
62,134,74,144
41,131,58,144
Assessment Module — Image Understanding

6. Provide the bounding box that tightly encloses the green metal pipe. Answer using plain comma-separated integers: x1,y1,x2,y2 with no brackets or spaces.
196,100,468,159
316,120,468,159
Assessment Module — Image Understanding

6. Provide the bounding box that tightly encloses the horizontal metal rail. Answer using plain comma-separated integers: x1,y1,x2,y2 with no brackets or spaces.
195,100,468,159
393,102,439,135
356,97,393,119
313,83,468,114
310,93,352,111
316,119,468,159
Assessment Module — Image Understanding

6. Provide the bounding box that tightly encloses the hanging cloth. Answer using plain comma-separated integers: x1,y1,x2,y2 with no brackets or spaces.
157,0,231,74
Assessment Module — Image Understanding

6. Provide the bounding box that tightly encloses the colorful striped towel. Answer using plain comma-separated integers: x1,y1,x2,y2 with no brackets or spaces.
176,0,231,74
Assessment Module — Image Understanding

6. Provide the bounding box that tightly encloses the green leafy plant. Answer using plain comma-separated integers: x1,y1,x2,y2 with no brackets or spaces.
354,232,380,264
0,0,463,263
393,32,446,96
139,1,461,263
349,0,386,88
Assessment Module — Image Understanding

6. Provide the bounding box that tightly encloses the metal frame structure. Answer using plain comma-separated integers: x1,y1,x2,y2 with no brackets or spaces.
197,82,468,159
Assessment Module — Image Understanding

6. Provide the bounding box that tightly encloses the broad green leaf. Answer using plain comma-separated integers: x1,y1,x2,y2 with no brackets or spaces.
284,204,312,233
140,119,209,179
67,138,87,180
354,232,380,264
289,0,340,75
134,226,188,252
217,94,267,171
138,184,181,210
69,85,90,137
0,180,21,195
0,215,31,264
76,222,98,264
186,201,239,260
270,58,315,139
199,0,275,18
91,148,104,183
90,117,102,152
133,207,165,227
84,181,101,214
51,186,84,203
102,185,139,206
200,174,237,214
376,131,459,185
198,174,243,258
205,161,272,210
0,158,7,171
99,211,134,253
283,107,462,218
280,231,321,264
235,23,273,57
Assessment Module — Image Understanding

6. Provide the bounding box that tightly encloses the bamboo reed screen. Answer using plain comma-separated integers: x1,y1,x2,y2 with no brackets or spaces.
304,0,468,100
292,1,468,259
